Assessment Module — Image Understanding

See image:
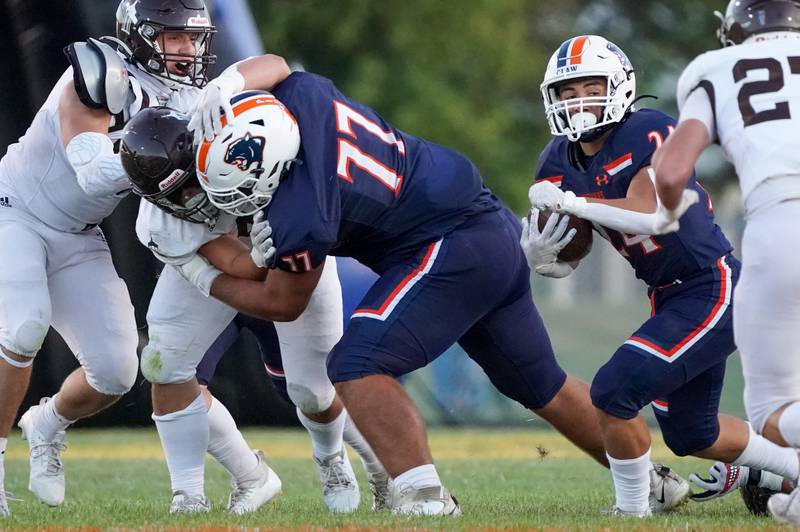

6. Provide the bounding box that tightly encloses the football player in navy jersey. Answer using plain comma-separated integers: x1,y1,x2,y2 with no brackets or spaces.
175,67,623,515
524,35,799,516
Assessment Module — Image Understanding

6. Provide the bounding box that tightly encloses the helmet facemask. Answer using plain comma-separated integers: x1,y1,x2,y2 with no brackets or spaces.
137,24,216,88
201,158,295,218
152,170,220,225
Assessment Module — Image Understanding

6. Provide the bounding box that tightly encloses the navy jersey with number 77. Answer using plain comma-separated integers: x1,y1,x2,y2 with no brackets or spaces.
264,72,501,274
535,109,732,287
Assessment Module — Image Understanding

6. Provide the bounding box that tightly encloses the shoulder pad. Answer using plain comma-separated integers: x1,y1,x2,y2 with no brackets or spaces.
64,37,133,116
676,53,715,112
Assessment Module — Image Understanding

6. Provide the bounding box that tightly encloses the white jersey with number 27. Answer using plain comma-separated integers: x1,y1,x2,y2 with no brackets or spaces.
677,37,800,202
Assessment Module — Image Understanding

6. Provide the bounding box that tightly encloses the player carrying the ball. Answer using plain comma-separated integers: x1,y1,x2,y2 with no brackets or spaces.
522,35,799,517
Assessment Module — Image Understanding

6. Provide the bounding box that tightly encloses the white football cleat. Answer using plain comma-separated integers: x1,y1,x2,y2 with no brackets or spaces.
314,448,360,513
227,450,282,515
368,470,391,511
391,484,461,516
18,400,66,506
169,490,210,514
769,488,800,526
650,463,689,513
604,506,651,518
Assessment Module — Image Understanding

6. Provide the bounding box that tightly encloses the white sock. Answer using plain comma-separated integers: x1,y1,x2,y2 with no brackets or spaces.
207,397,259,484
0,437,5,492
394,464,441,492
734,423,799,482
297,407,346,459
35,397,74,442
343,411,385,477
608,449,651,514
152,394,208,497
0,437,6,473
778,402,800,448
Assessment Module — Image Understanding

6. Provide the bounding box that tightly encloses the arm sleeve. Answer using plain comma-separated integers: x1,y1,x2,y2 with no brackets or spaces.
679,87,716,143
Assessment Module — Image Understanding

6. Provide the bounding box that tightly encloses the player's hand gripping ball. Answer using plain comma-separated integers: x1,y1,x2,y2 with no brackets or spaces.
534,209,593,262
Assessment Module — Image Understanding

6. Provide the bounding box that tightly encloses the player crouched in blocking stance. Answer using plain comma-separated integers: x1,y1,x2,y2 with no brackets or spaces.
177,66,688,515
653,0,800,523
121,106,388,514
524,34,799,517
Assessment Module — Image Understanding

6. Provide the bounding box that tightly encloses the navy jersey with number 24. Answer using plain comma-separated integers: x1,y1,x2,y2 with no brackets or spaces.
535,109,732,287
265,72,501,274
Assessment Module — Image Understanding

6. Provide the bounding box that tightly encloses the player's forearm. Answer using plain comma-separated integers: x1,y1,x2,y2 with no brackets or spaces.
238,54,291,91
652,149,692,211
199,235,266,281
566,200,660,235
652,121,708,210
209,274,304,322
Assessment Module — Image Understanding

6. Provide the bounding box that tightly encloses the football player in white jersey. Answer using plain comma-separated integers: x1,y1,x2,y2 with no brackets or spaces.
0,0,294,516
653,0,800,523
120,107,389,514
0,0,216,516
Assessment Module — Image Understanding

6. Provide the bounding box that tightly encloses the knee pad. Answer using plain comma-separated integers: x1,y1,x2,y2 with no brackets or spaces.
590,368,637,420
140,342,194,385
287,381,335,414
658,416,720,457
86,350,138,396
3,318,49,357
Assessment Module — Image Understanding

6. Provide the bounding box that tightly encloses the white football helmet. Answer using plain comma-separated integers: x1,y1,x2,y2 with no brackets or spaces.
541,35,636,142
196,90,300,217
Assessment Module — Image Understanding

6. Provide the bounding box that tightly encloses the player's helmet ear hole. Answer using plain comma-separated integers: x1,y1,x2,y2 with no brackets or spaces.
250,119,265,126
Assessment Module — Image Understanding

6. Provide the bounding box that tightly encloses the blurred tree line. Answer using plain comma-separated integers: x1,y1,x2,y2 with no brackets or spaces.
248,0,727,212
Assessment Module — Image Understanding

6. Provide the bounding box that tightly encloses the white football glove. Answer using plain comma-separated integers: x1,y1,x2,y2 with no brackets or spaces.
171,254,222,297
187,65,245,143
249,211,276,268
651,189,700,235
528,181,566,212
519,209,577,278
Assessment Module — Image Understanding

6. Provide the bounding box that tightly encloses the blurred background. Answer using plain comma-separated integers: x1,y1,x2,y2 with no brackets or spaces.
2,0,746,428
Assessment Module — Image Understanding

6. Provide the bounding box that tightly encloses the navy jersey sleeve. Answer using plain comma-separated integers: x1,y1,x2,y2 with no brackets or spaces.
267,72,342,273
264,162,339,273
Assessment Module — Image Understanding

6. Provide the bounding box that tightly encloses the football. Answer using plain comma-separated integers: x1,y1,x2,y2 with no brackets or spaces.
535,209,593,263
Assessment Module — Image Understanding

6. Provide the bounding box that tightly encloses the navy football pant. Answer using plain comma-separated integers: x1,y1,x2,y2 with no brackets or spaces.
327,208,567,410
195,313,289,404
591,255,739,456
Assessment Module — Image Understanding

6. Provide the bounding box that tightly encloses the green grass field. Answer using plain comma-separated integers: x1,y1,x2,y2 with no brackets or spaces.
0,427,789,531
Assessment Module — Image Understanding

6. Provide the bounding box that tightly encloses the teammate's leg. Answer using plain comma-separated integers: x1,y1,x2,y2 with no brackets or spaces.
0,218,50,514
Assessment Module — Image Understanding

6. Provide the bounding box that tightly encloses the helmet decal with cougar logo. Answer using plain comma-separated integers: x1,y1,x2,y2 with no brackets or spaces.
716,0,800,47
115,0,217,88
120,106,219,225
224,133,266,173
